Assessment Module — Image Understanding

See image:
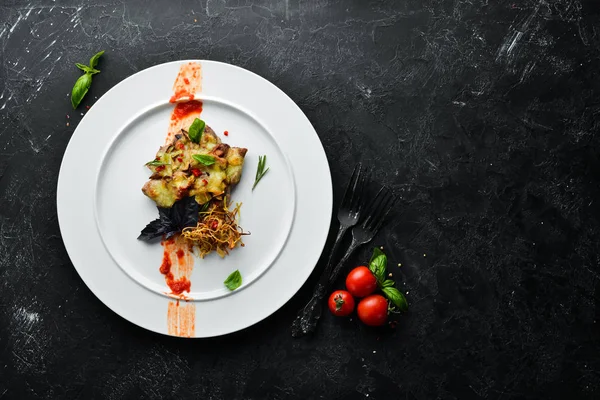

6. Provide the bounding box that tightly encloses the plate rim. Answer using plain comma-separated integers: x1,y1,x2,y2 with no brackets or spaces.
57,59,332,337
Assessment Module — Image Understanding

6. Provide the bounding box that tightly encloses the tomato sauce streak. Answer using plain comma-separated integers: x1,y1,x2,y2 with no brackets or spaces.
159,238,193,295
159,252,171,275
171,100,203,121
168,278,191,294
167,300,195,337
164,62,202,337
169,62,202,103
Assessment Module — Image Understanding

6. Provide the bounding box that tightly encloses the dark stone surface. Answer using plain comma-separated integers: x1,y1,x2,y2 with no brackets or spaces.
1,0,600,398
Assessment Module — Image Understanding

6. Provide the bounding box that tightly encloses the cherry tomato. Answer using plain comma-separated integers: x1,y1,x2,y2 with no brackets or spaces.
328,290,355,317
357,294,388,326
345,266,377,298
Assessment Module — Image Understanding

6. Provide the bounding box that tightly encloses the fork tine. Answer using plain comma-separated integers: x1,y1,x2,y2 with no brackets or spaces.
363,187,394,230
360,187,387,227
350,166,369,214
340,163,362,209
371,203,394,234
367,193,396,232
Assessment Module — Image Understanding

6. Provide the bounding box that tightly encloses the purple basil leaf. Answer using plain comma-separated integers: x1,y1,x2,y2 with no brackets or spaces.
181,196,199,228
171,199,185,227
138,218,169,241
164,229,179,239
138,197,200,241
158,207,172,223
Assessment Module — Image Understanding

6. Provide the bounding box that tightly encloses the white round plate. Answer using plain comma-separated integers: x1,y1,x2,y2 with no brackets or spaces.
57,60,332,338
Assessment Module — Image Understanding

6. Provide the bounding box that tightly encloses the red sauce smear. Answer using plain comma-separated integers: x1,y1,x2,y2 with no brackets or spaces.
171,100,203,121
171,93,195,103
224,130,229,136
167,300,195,337
159,252,172,275
159,238,192,295
164,62,203,337
169,62,202,103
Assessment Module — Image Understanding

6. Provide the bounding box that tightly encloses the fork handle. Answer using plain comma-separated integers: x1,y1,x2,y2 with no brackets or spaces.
328,237,360,286
291,238,359,337
320,226,348,279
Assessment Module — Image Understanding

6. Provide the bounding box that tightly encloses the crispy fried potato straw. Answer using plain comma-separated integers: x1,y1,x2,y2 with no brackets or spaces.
182,201,247,258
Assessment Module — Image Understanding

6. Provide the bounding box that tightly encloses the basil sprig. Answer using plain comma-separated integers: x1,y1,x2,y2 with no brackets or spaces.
368,247,408,312
188,118,205,143
71,50,104,109
224,270,242,291
193,154,215,166
89,51,103,68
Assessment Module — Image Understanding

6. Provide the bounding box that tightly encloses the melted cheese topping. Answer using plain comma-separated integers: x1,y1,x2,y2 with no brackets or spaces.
142,127,246,208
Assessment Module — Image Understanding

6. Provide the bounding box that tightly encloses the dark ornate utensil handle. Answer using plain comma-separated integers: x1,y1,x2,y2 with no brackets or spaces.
291,239,359,337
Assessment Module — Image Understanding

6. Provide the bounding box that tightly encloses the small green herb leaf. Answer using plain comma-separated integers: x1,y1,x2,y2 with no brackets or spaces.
145,160,167,167
89,50,105,69
369,247,385,264
199,202,210,213
382,287,408,312
71,73,92,109
75,64,100,75
381,279,395,288
368,248,387,283
224,270,242,291
71,51,105,109
252,155,269,190
188,118,205,143
193,154,215,166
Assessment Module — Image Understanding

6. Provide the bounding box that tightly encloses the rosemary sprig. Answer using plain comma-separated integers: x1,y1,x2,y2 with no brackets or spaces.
252,155,269,191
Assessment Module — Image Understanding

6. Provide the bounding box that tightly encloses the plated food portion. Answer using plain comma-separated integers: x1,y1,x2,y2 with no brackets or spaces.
141,122,247,209
58,60,330,338
135,62,260,305
138,114,253,292
138,118,249,257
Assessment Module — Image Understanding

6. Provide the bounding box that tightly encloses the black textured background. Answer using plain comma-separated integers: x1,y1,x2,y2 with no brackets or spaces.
1,0,600,399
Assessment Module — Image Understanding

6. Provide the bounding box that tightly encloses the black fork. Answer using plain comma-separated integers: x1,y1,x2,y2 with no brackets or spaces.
327,187,396,286
322,163,369,282
291,186,396,337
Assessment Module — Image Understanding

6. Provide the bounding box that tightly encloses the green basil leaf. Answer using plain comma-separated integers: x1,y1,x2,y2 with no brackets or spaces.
369,247,385,264
382,287,408,312
145,160,166,167
76,63,90,72
369,248,387,283
193,154,215,166
381,279,394,288
71,73,92,109
188,118,205,143
89,50,105,69
224,269,242,291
